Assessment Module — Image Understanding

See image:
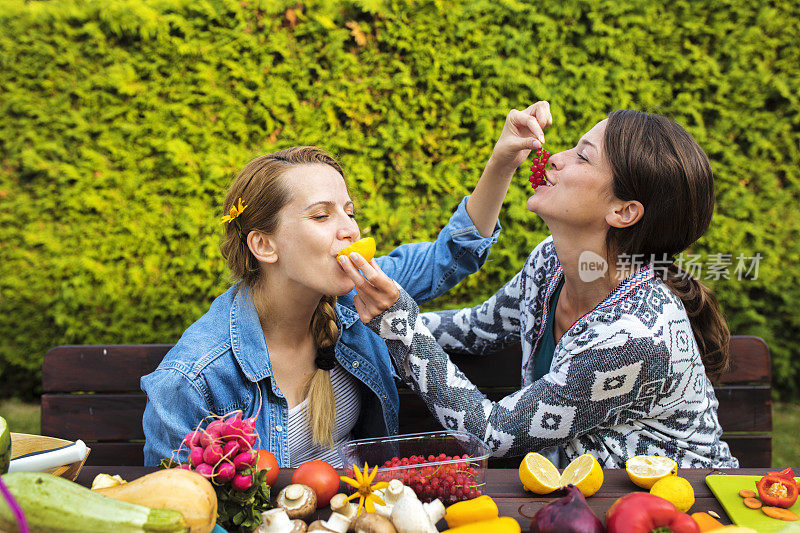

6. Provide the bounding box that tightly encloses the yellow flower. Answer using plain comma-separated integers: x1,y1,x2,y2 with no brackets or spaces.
340,463,390,515
219,197,247,225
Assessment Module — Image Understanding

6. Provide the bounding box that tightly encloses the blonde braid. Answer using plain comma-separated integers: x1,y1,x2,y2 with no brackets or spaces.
306,295,339,448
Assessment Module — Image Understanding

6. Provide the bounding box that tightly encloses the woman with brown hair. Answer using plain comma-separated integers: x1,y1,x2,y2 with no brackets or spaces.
141,102,554,467
343,109,739,468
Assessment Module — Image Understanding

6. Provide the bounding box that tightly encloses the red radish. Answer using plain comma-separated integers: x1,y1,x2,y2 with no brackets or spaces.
233,450,257,471
182,430,203,448
227,413,244,430
207,419,225,434
226,433,254,449
222,440,241,459
216,462,236,483
219,423,244,440
243,432,257,447
203,444,223,465
232,473,253,491
200,427,221,448
195,463,214,478
242,417,256,433
177,464,192,470
188,446,205,467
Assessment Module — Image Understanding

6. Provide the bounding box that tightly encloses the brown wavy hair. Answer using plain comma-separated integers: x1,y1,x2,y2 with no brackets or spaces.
220,146,346,447
603,110,730,380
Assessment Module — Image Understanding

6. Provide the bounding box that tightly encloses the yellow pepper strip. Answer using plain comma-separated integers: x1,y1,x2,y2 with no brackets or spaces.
446,516,520,533
445,495,499,528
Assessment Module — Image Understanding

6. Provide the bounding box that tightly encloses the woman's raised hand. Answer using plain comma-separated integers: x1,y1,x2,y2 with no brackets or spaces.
491,101,552,170
338,252,400,323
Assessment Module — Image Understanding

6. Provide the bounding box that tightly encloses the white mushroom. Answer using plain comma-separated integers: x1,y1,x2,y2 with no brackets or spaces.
290,519,308,533
329,493,357,530
277,484,318,522
390,495,439,533
352,513,397,533
321,512,352,533
422,500,445,526
258,508,293,533
374,480,416,518
306,513,351,533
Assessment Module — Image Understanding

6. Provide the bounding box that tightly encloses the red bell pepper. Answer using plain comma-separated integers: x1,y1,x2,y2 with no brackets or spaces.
774,467,799,486
756,472,799,508
606,492,700,533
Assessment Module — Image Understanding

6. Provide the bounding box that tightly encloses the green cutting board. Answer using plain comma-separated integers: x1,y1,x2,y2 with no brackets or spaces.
706,474,800,532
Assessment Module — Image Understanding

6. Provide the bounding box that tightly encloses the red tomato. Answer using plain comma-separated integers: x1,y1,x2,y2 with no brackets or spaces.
291,460,340,508
255,449,279,486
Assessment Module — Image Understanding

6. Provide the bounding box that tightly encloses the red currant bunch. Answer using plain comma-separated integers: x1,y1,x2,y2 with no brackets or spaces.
377,453,483,504
529,148,550,188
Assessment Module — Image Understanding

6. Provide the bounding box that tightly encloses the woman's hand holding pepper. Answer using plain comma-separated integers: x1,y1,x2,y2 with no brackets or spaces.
338,252,399,324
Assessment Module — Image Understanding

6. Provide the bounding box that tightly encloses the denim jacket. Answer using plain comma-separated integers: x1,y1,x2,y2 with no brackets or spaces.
141,196,500,466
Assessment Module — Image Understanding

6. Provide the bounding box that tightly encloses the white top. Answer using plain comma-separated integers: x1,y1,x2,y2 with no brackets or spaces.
287,365,361,467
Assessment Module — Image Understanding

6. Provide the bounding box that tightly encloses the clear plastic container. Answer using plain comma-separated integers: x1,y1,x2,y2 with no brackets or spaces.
338,430,491,504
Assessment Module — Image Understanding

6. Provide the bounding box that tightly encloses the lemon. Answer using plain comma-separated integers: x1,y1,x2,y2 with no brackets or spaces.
560,453,604,497
519,452,604,497
0,415,10,474
650,475,695,513
519,452,561,494
337,237,377,263
625,455,678,489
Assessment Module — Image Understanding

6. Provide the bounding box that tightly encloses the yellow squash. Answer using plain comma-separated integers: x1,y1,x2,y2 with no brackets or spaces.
94,469,217,533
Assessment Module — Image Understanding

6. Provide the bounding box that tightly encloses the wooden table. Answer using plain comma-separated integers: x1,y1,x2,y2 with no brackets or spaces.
76,467,790,528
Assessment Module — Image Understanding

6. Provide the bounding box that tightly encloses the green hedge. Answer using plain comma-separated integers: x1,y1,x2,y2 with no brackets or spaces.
1,0,798,399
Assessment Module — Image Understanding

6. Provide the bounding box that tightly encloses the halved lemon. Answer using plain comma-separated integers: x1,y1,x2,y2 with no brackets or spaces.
337,237,376,263
519,452,561,494
519,452,604,497
625,455,678,489
560,453,604,497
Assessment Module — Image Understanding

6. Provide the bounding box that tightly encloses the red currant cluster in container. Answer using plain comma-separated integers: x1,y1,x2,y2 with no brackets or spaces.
529,148,551,188
380,453,483,505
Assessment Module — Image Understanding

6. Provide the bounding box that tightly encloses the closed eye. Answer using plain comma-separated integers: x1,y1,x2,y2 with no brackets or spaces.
577,152,589,162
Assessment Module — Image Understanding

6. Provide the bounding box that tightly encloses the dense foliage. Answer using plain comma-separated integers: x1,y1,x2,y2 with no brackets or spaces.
1,0,798,397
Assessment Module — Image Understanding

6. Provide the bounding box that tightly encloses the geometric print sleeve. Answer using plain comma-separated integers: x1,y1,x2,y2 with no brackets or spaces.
369,284,671,459
419,271,524,356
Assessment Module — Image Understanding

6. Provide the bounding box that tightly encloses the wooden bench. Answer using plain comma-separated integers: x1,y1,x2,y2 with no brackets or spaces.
41,336,772,467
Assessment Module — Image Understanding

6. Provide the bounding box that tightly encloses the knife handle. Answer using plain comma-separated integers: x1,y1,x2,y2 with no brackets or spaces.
8,440,88,473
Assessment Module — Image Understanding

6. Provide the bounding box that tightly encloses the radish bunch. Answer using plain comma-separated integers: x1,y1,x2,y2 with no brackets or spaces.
174,411,260,492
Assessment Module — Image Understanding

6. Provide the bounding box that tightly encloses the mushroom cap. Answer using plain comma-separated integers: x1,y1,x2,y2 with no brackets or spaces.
289,519,308,532
277,484,318,521
353,513,397,533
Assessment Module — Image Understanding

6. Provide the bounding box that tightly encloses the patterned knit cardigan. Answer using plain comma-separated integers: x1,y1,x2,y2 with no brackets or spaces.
367,237,738,468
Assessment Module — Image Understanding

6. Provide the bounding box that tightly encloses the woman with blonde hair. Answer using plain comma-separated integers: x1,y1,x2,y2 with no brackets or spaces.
141,102,553,466
343,109,739,468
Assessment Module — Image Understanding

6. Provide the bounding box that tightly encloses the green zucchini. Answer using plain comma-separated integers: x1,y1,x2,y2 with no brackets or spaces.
0,472,188,533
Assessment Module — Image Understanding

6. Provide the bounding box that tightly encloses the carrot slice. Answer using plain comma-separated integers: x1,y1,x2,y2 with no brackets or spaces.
739,489,756,498
762,507,799,521
743,497,762,509
691,511,725,531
